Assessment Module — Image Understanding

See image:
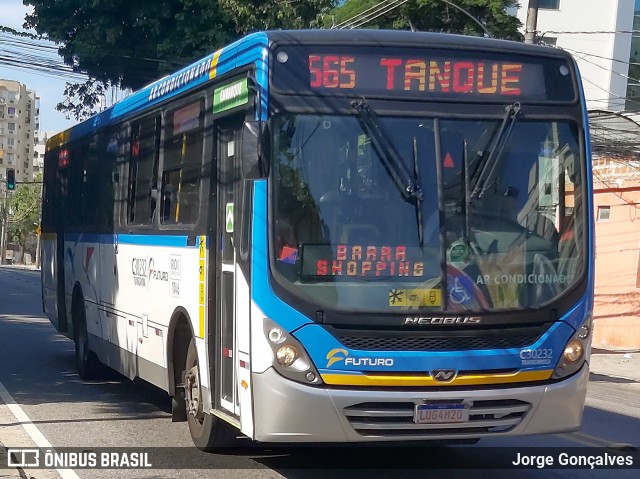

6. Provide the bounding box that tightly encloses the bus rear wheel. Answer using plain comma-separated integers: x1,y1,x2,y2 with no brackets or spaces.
184,338,237,450
73,297,100,379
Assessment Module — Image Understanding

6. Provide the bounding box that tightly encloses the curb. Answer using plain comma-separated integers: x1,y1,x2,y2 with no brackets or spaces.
589,351,640,383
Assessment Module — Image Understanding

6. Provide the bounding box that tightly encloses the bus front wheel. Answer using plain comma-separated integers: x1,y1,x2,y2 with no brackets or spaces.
184,339,237,450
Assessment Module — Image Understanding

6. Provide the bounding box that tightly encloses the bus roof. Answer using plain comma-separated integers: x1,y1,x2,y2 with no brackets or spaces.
47,29,574,150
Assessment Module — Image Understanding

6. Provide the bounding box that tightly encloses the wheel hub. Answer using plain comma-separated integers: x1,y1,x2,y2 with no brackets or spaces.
185,365,200,417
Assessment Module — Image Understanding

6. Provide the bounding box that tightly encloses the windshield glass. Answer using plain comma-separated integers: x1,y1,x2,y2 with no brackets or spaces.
270,113,585,313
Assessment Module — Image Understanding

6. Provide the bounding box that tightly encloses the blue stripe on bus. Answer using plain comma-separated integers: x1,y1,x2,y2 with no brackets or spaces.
251,180,312,332
296,320,575,373
117,234,192,247
576,62,595,326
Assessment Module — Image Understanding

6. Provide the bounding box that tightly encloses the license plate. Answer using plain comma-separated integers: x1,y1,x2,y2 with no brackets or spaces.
414,404,469,424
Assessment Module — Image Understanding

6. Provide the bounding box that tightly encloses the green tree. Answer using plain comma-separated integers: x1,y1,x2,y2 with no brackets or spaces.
22,0,519,119
327,0,522,40
7,173,42,263
220,0,334,32
23,0,334,120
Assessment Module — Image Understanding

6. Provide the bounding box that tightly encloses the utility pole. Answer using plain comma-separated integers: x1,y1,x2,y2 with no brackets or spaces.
525,0,539,44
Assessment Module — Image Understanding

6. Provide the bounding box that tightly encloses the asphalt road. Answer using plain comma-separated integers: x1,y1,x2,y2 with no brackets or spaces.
0,266,638,478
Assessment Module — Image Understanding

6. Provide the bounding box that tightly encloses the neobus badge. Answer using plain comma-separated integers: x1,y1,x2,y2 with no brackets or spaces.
404,316,482,326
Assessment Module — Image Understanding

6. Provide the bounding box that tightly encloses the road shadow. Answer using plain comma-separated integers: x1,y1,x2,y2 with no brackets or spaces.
0,311,172,421
589,372,638,384
592,348,640,355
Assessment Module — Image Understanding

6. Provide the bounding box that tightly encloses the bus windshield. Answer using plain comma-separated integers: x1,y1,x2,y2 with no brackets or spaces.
271,113,584,313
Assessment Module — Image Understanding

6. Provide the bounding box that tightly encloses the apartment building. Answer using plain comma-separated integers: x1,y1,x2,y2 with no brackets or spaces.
516,0,637,111
33,131,54,176
0,79,39,191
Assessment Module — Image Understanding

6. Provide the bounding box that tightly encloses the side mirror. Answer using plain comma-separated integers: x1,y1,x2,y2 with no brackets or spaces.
241,121,269,179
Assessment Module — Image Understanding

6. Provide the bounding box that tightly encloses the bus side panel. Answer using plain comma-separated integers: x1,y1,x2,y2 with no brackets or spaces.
64,236,102,345
104,240,142,379
82,237,102,349
41,235,60,329
104,237,203,392
136,243,202,391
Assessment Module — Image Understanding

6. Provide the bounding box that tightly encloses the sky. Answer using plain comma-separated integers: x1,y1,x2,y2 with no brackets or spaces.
0,0,86,136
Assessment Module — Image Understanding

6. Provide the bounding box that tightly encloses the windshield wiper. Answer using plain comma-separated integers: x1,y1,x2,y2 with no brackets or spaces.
470,102,521,199
412,136,424,249
351,99,423,202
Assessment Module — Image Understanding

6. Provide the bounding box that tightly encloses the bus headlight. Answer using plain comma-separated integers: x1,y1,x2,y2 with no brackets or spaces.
263,318,323,385
552,321,591,379
276,345,298,366
563,340,584,363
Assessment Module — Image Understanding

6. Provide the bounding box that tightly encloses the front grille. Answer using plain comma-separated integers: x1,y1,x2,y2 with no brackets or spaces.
343,399,531,437
334,324,550,351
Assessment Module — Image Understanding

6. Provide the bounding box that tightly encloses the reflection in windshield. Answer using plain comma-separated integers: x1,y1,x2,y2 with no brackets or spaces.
270,114,584,313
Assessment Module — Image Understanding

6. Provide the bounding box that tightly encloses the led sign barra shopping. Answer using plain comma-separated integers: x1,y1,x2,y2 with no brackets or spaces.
301,244,425,279
273,46,576,102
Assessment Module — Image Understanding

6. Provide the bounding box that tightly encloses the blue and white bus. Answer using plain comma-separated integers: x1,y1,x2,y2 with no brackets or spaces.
41,30,594,449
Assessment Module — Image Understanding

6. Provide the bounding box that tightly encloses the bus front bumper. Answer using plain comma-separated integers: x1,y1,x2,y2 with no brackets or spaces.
251,363,589,443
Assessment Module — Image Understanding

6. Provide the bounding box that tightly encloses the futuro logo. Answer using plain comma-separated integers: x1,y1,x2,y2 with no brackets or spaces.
326,348,348,367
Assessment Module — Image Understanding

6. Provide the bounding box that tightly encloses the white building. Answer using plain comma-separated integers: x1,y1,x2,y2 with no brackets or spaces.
33,131,55,176
0,79,40,190
515,0,638,112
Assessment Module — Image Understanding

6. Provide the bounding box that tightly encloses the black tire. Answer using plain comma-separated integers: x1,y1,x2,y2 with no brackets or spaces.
184,339,237,450
73,298,100,380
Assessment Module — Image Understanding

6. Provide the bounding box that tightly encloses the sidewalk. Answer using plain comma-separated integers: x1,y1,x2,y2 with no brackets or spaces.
590,348,640,382
0,440,23,479
0,264,40,271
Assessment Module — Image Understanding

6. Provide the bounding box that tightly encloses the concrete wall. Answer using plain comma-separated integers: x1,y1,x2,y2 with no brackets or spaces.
592,161,640,349
516,0,635,111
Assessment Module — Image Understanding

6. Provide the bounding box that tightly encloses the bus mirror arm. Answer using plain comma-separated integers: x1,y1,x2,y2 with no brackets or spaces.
241,120,270,179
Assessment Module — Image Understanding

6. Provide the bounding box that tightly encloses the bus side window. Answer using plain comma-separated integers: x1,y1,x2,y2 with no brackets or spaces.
127,115,160,224
161,99,204,225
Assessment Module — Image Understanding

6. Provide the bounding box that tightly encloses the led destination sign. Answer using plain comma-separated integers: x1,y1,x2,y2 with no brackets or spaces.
310,55,523,96
273,46,575,102
301,244,425,279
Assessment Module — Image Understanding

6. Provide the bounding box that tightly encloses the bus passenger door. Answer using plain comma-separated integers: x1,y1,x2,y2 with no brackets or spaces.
55,162,69,333
213,119,244,418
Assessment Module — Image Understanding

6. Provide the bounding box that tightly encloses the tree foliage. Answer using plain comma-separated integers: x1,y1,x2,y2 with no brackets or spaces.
24,0,333,90
57,79,108,122
23,0,520,120
328,0,522,40
7,173,42,261
23,0,334,119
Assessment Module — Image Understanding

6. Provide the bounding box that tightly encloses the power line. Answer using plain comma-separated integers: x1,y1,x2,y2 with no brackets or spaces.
0,30,187,85
0,31,86,82
332,0,394,29
565,48,640,105
437,0,492,37
581,75,640,108
348,0,410,29
334,0,407,30
543,42,640,69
